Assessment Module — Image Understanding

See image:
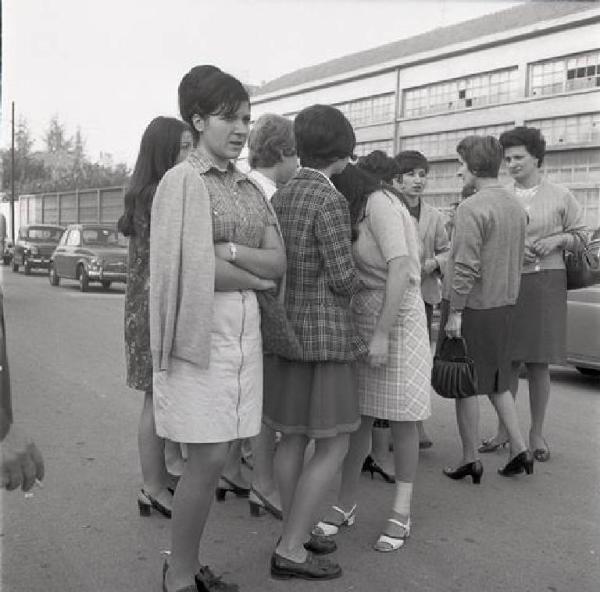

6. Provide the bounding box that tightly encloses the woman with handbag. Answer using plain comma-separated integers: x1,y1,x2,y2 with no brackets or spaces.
262,104,364,581
314,163,431,553
150,65,286,592
440,135,532,483
479,127,586,461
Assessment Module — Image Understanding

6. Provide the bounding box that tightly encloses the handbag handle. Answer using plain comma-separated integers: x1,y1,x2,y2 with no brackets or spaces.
439,336,470,360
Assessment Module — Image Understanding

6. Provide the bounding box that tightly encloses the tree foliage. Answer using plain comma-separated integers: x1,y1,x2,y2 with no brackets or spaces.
1,115,130,196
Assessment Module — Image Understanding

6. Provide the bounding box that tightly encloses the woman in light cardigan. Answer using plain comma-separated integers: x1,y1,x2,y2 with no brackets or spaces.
479,127,586,462
150,65,285,592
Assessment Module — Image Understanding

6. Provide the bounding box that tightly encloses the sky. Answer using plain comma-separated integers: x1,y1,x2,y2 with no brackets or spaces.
1,0,523,168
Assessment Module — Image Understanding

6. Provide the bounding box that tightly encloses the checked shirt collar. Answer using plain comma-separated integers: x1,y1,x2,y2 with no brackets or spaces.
297,167,337,190
188,148,247,183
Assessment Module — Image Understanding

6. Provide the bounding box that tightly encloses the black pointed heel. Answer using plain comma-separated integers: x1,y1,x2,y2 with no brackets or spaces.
498,450,534,477
443,460,484,484
138,498,152,516
138,489,172,518
362,455,395,483
215,476,250,501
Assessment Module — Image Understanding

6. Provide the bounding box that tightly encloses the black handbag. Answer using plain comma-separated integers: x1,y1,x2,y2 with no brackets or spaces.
431,336,478,399
255,290,303,360
565,234,600,291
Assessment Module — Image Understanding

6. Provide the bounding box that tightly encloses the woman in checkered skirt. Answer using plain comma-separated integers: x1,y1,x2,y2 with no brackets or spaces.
314,164,431,553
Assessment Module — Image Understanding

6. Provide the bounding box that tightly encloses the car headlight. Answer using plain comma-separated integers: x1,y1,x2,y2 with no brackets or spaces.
89,257,103,269
30,246,39,255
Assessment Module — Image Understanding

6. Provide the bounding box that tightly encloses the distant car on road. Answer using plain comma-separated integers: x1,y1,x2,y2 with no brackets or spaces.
12,224,65,274
49,224,128,292
566,235,600,376
3,239,14,265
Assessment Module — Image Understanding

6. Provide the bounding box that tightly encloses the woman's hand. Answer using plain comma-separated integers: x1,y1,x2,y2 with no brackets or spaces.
523,244,539,265
445,311,462,338
422,258,439,275
368,330,389,367
214,242,232,261
255,278,278,292
532,235,565,257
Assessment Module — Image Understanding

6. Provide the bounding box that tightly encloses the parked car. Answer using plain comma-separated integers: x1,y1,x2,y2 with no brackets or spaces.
48,224,128,291
566,235,600,376
12,224,65,274
3,239,14,265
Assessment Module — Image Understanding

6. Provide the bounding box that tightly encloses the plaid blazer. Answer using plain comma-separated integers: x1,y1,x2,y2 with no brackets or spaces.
272,168,367,362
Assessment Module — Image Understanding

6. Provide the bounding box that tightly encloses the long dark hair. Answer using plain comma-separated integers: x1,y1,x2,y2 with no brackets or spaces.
331,164,381,240
118,117,189,237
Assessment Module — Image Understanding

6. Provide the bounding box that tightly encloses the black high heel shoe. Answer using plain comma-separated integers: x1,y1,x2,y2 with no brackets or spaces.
443,460,483,484
498,450,534,477
248,488,283,520
138,489,172,518
215,476,250,501
362,455,395,483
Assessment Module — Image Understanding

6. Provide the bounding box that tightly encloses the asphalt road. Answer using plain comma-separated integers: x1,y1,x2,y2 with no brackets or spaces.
1,267,599,592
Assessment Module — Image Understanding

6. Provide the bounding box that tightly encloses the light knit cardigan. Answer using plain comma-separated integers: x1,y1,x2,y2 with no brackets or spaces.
149,158,215,372
149,156,283,372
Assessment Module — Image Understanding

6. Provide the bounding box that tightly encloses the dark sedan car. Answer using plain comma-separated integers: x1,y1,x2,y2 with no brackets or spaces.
49,224,128,291
12,224,65,274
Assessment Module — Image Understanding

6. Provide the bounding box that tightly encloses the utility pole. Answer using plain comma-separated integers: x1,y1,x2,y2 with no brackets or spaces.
10,101,16,244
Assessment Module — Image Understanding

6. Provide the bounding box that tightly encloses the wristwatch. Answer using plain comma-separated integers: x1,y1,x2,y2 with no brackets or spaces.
228,242,237,262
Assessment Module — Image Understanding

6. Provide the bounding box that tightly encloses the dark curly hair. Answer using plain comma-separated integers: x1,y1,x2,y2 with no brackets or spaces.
357,150,400,183
499,126,546,167
178,65,250,143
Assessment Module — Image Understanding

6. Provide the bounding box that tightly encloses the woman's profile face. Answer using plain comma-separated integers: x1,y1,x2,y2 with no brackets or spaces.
197,101,251,166
503,145,539,182
177,130,194,163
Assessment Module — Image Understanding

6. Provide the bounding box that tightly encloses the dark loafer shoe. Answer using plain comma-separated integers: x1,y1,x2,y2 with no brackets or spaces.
271,552,342,580
304,534,337,555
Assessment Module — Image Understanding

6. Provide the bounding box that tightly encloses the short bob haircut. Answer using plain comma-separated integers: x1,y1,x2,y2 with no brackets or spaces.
499,126,546,167
294,104,355,169
332,164,380,240
357,150,400,183
248,114,296,169
178,65,250,143
456,135,504,179
394,150,430,175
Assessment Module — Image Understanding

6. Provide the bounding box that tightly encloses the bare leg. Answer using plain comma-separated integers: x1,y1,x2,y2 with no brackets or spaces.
251,424,280,509
370,423,394,476
455,396,480,464
275,434,309,531
221,440,249,489
276,434,350,563
487,391,527,456
165,441,230,591
486,362,520,446
138,390,171,508
416,421,432,447
525,362,551,451
335,417,374,512
390,421,419,483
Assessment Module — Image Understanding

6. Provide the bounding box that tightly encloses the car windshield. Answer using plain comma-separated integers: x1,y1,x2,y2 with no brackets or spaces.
81,228,126,247
26,227,63,241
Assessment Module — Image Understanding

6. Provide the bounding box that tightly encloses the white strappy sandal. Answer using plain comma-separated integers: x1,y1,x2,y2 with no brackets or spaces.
312,504,357,537
373,517,411,552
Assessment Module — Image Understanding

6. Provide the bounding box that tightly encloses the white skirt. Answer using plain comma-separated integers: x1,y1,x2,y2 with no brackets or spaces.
153,291,263,443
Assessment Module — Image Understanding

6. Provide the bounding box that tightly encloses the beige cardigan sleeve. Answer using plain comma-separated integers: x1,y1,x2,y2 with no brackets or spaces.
149,162,215,372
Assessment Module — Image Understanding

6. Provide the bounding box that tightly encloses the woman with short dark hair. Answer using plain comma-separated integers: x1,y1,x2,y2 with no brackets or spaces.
479,127,586,461
441,135,532,484
150,65,286,592
118,116,192,519
263,104,363,581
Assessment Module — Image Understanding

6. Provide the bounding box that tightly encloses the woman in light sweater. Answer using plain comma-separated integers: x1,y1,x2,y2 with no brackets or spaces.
150,65,286,592
479,127,586,461
441,135,532,483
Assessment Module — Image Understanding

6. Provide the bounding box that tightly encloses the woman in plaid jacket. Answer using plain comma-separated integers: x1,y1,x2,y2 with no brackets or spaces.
263,105,365,581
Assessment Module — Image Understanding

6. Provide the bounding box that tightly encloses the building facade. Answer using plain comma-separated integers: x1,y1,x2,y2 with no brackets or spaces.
249,2,600,227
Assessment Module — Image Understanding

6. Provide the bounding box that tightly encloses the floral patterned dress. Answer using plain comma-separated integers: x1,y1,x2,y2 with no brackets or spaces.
124,226,152,392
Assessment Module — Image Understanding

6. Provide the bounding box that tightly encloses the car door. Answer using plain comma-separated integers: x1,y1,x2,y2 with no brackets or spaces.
64,229,82,278
53,230,70,276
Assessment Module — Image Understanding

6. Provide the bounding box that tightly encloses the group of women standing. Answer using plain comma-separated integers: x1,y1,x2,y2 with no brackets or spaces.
119,64,586,592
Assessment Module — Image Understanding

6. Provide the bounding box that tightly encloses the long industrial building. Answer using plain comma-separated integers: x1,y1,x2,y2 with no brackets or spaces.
249,1,600,226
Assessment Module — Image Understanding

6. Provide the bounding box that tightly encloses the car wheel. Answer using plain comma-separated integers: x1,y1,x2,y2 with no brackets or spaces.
576,366,600,377
101,280,111,290
12,261,18,272
78,265,89,292
24,261,31,275
49,264,60,286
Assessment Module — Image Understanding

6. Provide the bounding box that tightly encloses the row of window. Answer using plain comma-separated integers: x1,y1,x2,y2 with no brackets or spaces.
354,139,394,157
334,94,395,128
530,50,600,97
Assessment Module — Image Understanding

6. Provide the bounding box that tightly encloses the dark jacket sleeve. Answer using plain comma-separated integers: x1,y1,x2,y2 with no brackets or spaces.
0,289,13,441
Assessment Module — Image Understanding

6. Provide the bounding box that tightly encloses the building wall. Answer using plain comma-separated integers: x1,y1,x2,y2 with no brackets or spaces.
249,14,600,227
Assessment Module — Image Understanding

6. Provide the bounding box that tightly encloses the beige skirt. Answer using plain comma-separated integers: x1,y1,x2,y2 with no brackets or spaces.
153,291,263,444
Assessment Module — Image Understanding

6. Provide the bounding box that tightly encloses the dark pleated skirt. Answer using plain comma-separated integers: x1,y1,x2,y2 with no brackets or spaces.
510,269,567,364
438,301,514,395
262,355,360,438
